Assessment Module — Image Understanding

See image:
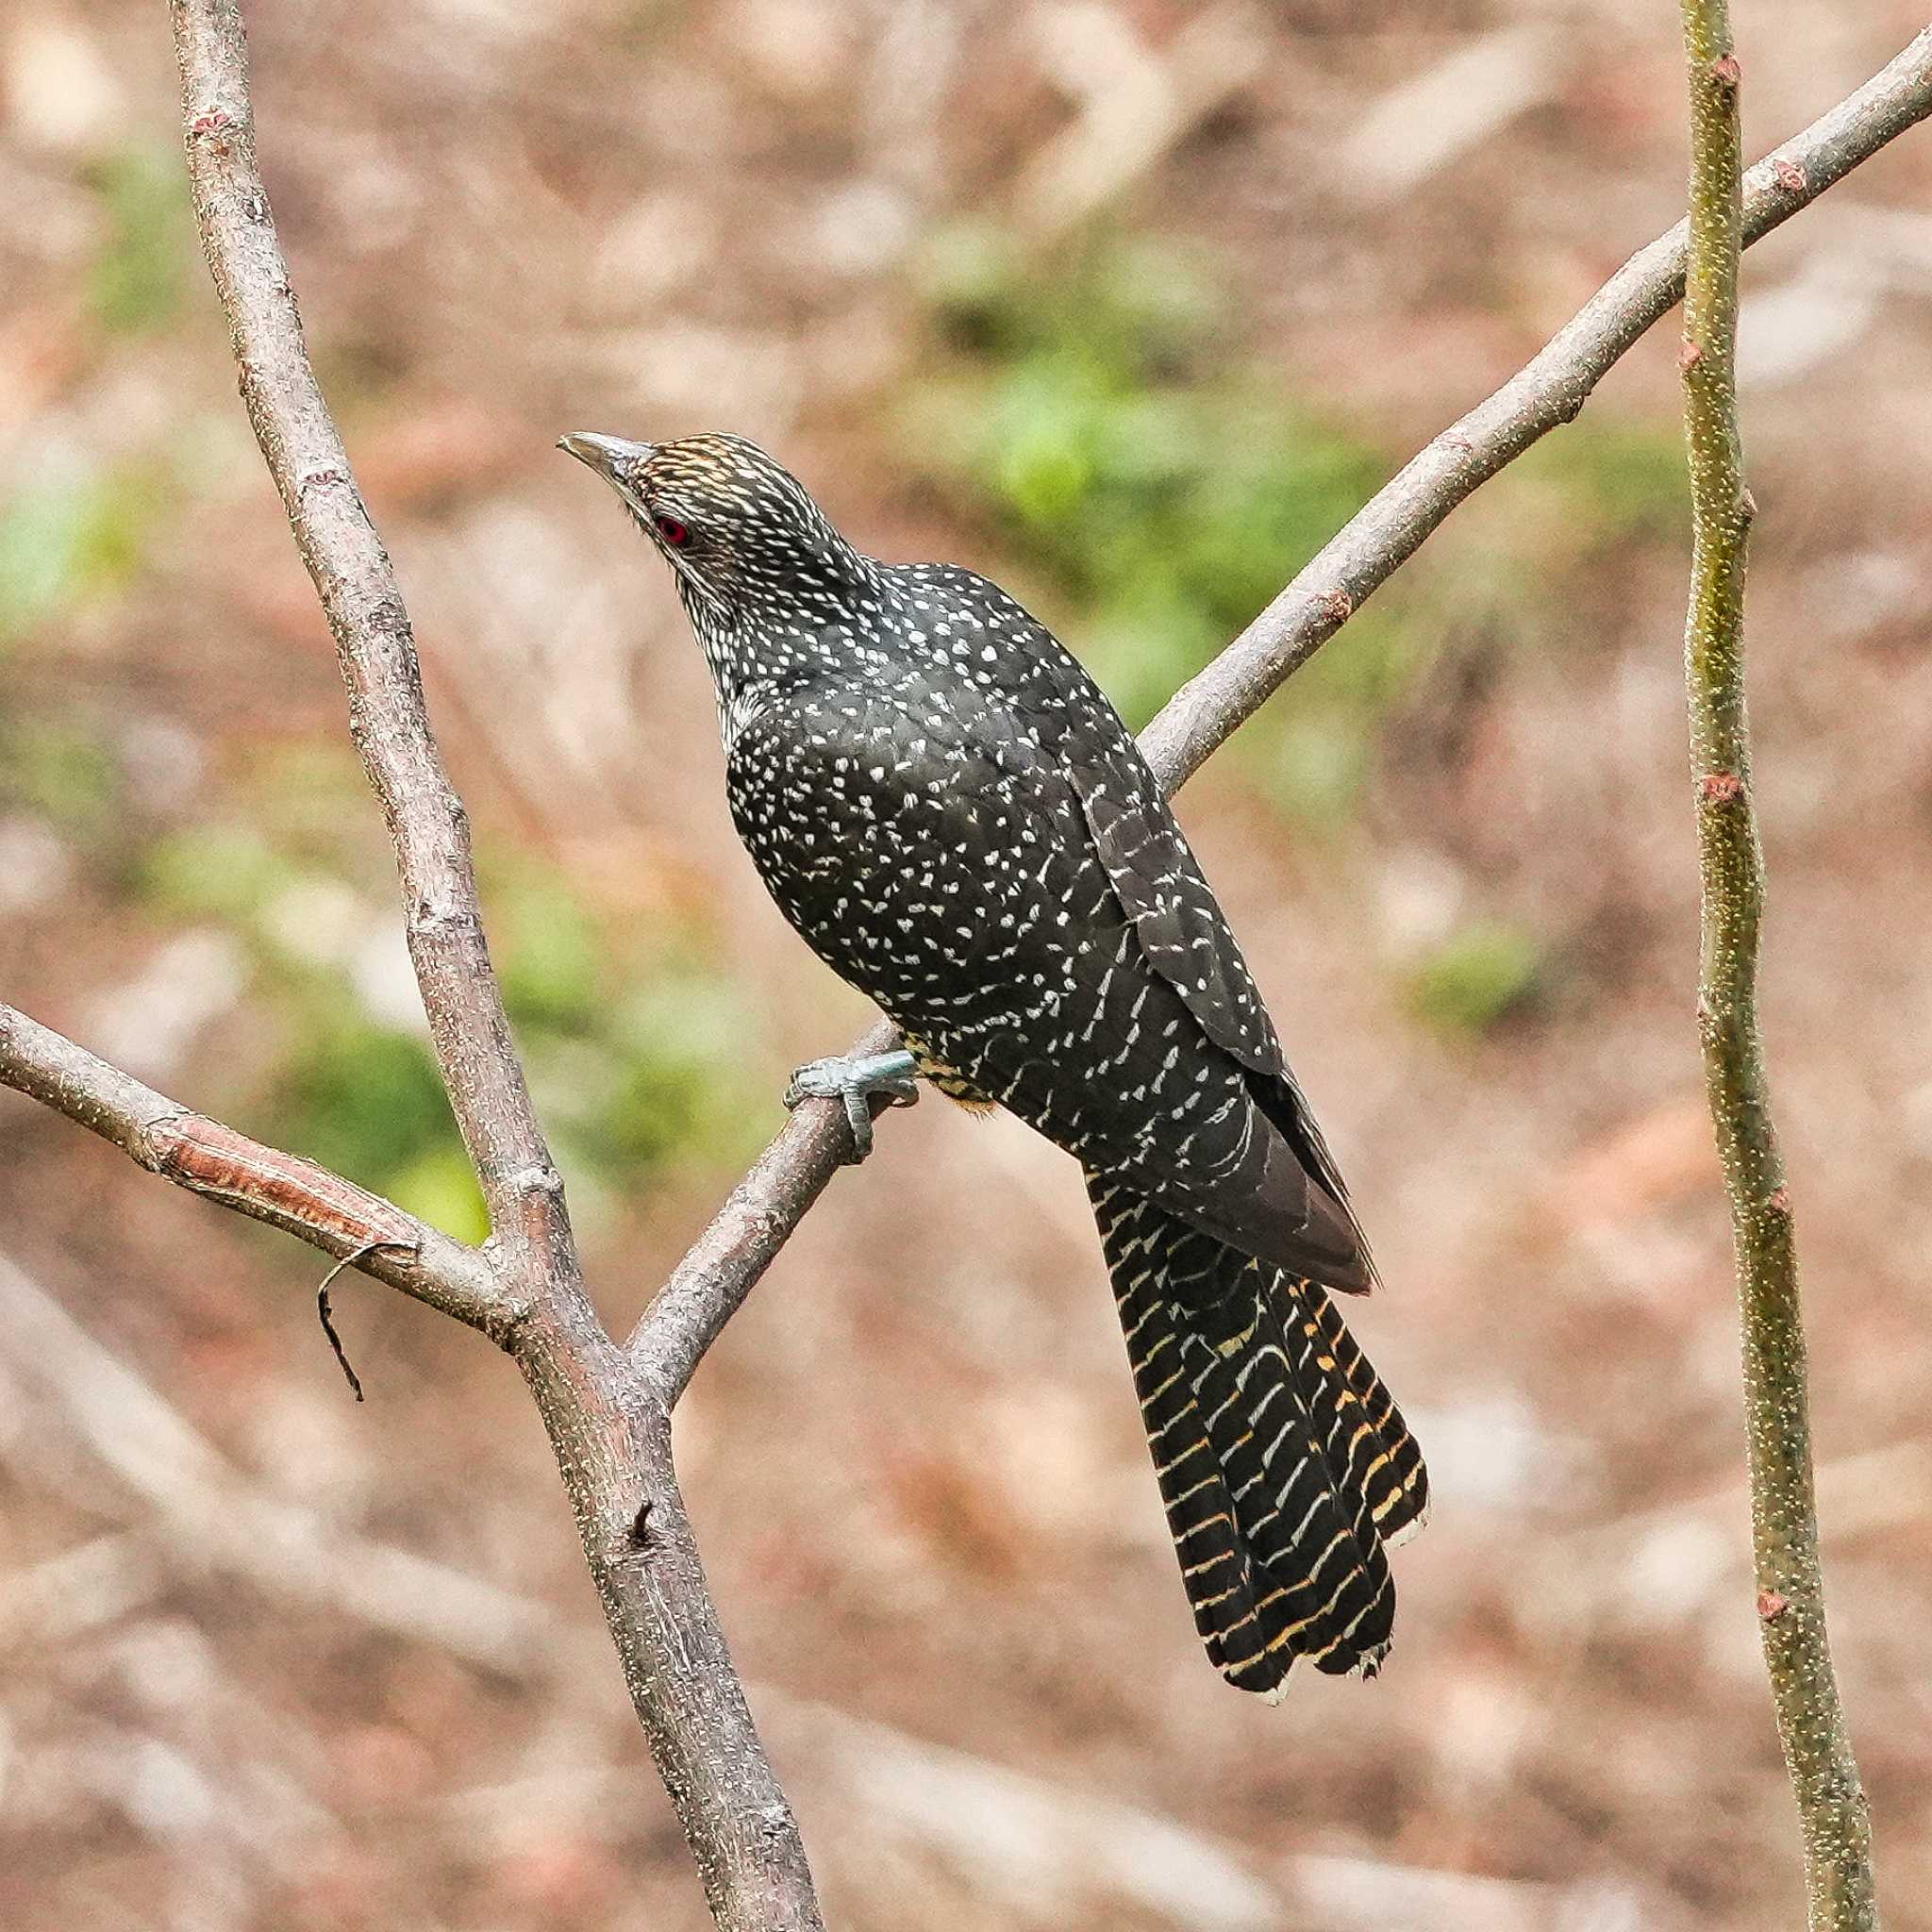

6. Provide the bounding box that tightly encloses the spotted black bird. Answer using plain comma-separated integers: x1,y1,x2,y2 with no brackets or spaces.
560,429,1428,1695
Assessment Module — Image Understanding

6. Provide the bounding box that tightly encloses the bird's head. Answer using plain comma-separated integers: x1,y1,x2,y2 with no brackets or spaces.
558,429,869,623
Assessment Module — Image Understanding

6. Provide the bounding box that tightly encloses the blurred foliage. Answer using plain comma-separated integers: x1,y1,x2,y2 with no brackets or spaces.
1455,416,1688,594
0,718,120,835
906,225,1414,822
0,463,160,645
905,226,1683,835
1407,919,1546,1037
142,821,293,918
140,759,761,1241
277,1011,486,1236
250,739,391,856
1523,417,1687,546
85,146,191,336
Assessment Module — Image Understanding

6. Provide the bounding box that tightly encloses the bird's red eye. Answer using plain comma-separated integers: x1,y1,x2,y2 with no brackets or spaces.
655,513,691,547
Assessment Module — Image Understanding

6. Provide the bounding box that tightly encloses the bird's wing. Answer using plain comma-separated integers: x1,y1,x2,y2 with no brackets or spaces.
750,648,1371,1287
1068,759,1282,1074
881,565,1374,1281
901,564,1289,1073
1067,752,1374,1285
1066,753,1368,1254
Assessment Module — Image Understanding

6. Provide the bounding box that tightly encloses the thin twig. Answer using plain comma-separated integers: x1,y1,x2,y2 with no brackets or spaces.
314,1241,410,1401
1675,7,1879,1927
626,25,1932,1394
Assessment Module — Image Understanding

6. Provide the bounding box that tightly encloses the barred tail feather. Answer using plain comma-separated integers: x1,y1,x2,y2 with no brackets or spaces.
1088,1175,1427,1696
1296,1278,1430,1551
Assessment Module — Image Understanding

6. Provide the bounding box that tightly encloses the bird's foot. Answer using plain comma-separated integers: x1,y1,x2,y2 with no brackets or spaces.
784,1049,920,1163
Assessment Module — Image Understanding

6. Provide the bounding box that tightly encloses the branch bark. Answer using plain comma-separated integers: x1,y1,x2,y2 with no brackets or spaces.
157,6,826,1928
626,24,1932,1390
1141,23,1932,789
0,15,1924,1931
173,0,569,1277
0,1001,505,1332
1675,8,1879,1927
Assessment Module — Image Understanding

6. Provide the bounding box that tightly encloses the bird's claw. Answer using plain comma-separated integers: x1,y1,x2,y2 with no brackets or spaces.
783,1049,920,1163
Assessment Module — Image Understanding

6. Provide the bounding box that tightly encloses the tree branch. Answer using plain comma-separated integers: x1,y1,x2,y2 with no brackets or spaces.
1675,8,1879,1927
1140,21,1932,787
0,1001,506,1332
171,0,569,1274
633,1016,900,1407
158,6,825,1927
626,25,1932,1394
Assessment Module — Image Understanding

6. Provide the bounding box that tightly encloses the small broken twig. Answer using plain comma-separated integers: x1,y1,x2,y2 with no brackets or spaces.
312,1240,414,1402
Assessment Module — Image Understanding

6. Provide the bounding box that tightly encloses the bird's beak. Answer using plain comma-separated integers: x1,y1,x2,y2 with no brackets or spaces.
556,430,656,487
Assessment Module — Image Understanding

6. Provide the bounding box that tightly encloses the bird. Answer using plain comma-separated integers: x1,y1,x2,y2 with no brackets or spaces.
559,428,1428,1696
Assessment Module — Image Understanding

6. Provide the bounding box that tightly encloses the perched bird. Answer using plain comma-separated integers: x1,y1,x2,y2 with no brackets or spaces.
560,429,1427,1695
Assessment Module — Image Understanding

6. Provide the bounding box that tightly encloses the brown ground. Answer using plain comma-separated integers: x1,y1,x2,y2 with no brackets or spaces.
4,4,1932,1928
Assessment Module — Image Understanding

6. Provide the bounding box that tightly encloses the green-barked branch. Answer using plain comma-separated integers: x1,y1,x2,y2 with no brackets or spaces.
1675,4,1879,1927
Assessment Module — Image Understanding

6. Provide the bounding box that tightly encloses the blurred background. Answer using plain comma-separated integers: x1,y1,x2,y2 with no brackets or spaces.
4,2,1931,1927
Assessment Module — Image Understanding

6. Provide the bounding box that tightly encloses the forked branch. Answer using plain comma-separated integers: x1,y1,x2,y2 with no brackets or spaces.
1,12,1927,1931
162,5,824,1928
